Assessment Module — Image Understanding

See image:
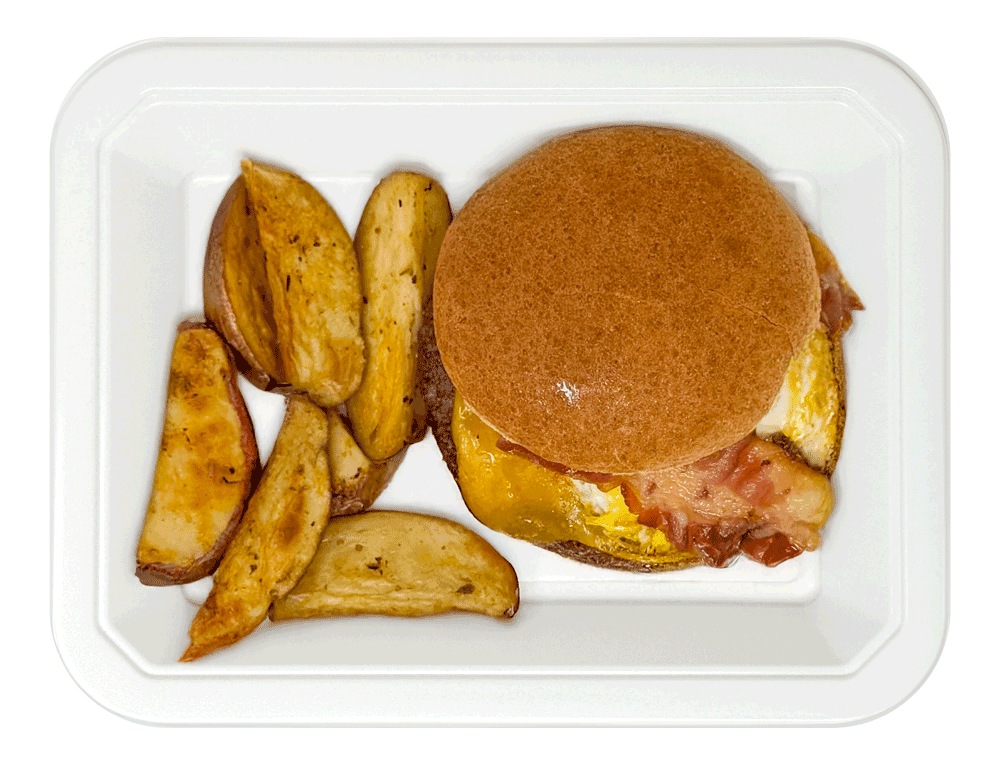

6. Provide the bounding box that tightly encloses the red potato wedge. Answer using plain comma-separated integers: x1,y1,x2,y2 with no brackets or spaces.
203,176,282,391
136,320,260,586
346,172,451,460
204,160,365,406
270,511,519,621
180,395,330,661
328,411,406,518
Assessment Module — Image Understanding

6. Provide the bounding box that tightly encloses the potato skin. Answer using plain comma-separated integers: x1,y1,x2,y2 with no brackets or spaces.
136,320,260,586
203,177,283,392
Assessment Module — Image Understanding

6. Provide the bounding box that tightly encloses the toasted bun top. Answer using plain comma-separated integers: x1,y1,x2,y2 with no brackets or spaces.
433,125,821,473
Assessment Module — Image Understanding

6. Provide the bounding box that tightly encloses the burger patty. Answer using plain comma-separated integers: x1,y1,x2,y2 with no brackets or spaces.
415,296,459,478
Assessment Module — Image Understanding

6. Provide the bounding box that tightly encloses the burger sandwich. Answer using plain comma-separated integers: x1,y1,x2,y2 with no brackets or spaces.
419,125,863,570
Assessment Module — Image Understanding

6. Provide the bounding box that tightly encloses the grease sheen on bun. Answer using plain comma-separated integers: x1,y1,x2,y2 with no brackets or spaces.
433,125,821,474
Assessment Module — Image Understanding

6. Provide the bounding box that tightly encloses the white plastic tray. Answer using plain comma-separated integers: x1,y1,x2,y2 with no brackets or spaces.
50,39,948,725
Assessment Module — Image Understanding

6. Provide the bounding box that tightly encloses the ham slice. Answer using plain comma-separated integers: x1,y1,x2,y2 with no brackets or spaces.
495,431,834,568
622,435,834,567
811,232,864,338
495,437,618,486
819,262,864,337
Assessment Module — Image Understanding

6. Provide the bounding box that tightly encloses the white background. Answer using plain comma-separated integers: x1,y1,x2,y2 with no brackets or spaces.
9,0,990,760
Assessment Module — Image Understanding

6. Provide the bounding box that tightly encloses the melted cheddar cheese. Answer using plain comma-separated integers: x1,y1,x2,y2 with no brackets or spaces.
453,393,699,569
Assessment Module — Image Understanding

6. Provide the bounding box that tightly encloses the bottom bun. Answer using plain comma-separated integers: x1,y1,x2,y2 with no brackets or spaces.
541,540,700,573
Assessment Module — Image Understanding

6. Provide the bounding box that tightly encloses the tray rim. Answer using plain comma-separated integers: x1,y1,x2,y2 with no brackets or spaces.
50,37,949,727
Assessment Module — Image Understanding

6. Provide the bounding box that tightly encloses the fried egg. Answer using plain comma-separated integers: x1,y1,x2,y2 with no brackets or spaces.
755,327,843,474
